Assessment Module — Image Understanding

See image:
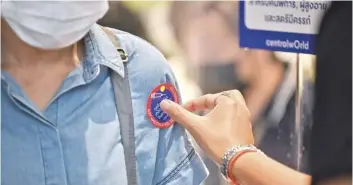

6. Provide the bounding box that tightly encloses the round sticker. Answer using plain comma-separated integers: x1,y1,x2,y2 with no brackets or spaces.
146,83,179,129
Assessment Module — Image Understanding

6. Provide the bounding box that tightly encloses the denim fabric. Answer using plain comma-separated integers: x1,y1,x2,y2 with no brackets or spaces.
1,24,208,185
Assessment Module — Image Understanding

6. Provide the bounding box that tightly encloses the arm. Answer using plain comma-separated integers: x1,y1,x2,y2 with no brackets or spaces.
233,152,311,185
160,91,311,185
161,91,352,185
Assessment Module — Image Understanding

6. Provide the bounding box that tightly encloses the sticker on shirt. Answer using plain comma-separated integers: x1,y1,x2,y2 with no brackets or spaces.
147,83,179,129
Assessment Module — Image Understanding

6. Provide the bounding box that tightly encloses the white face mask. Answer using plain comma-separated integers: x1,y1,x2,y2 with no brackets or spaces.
1,1,109,49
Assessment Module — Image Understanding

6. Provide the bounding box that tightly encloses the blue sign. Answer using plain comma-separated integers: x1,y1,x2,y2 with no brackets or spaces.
239,1,331,54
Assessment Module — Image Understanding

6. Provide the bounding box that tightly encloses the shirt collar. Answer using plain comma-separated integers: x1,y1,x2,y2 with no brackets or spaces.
1,24,125,88
82,24,125,82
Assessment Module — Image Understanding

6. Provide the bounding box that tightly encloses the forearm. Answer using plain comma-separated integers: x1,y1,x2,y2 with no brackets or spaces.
232,152,311,185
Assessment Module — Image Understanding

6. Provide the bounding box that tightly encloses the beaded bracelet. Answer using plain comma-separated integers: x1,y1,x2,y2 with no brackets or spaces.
220,145,263,184
227,150,257,185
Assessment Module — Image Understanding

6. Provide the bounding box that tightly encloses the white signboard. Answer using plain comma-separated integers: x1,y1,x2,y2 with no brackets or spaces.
239,1,331,54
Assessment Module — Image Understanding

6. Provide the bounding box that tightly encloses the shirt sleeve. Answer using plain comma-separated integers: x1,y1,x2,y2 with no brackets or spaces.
310,2,352,184
115,30,208,185
152,60,209,185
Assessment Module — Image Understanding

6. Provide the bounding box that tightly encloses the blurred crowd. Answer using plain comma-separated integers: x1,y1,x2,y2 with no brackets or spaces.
99,1,316,185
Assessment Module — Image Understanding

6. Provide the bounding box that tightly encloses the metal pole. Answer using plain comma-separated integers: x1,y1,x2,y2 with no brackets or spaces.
295,53,303,171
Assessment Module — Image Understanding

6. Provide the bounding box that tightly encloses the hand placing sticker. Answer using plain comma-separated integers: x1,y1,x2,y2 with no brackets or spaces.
146,83,179,129
159,90,253,164
159,91,312,185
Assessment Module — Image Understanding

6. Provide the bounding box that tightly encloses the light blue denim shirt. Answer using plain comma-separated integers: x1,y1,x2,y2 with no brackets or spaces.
1,24,208,185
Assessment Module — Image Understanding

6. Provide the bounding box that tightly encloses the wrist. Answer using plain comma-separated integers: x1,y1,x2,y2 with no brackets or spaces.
220,145,264,184
231,151,263,175
227,150,257,185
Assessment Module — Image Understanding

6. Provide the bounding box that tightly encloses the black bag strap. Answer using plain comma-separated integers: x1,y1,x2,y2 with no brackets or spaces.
101,26,137,185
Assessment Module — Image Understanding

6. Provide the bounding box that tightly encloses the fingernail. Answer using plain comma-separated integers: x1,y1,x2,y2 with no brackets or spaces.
160,99,172,109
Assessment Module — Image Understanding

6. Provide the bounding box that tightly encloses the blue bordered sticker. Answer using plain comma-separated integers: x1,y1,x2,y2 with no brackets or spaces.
146,83,179,129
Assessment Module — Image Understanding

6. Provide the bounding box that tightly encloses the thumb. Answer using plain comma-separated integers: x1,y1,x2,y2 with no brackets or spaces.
160,99,199,130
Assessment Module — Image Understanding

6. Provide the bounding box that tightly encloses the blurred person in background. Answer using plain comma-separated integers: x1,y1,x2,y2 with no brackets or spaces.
170,3,248,184
170,1,313,175
98,1,148,41
1,1,207,185
170,1,242,95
